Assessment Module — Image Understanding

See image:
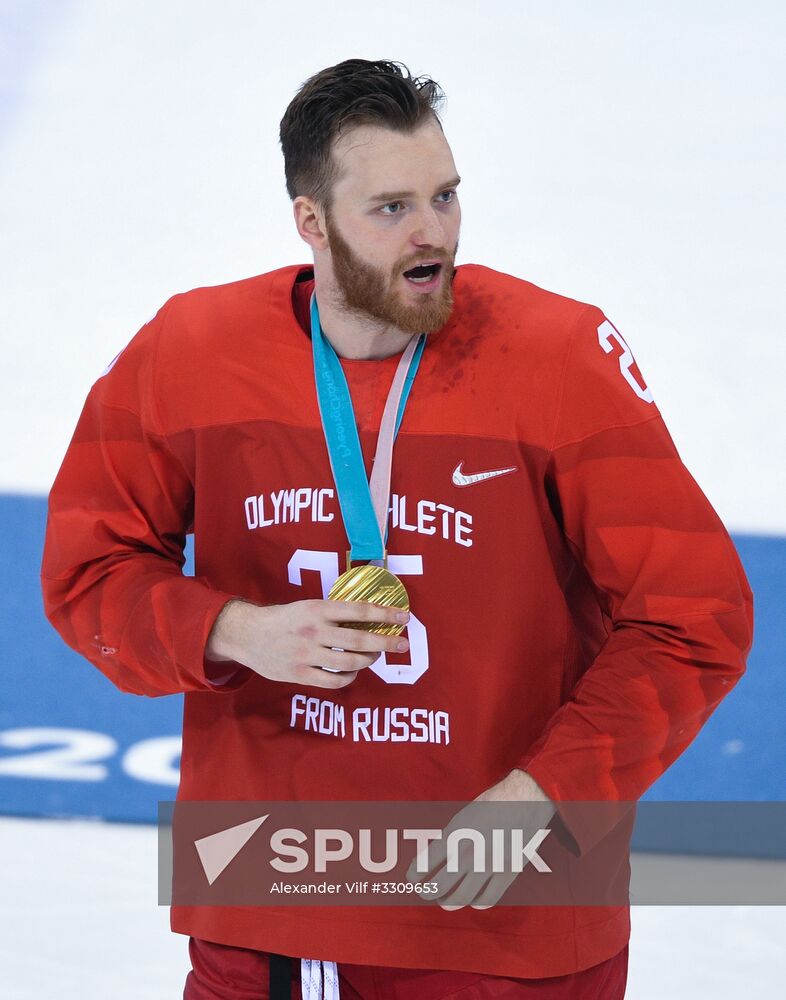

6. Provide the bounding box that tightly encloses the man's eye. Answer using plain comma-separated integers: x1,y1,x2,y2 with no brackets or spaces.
378,191,457,216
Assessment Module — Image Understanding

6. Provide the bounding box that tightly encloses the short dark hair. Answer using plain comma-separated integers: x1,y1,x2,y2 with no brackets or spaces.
279,58,445,212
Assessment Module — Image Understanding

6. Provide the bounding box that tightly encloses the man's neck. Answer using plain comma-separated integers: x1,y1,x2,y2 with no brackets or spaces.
313,275,415,361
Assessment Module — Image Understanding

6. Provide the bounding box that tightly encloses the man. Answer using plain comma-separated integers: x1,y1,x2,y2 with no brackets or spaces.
41,58,753,999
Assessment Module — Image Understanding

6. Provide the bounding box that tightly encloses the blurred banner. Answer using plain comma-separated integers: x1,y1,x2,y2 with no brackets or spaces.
1,493,784,857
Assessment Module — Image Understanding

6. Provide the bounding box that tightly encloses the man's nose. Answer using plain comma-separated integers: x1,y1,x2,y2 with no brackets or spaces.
410,206,445,247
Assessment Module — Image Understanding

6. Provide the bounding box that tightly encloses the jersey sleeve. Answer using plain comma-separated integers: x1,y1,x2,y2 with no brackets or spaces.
517,305,754,851
40,300,253,697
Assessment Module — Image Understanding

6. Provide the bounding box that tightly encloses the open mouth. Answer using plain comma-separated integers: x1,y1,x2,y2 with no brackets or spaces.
403,262,442,288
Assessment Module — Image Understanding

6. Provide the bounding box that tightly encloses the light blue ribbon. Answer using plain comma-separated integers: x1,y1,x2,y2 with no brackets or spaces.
310,292,426,562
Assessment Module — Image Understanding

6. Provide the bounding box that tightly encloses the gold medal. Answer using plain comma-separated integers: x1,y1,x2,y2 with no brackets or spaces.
328,551,409,636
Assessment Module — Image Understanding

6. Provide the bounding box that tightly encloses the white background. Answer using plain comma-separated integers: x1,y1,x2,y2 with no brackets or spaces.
1,0,784,533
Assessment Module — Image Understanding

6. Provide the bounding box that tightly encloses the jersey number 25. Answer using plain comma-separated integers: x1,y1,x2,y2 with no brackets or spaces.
288,549,429,686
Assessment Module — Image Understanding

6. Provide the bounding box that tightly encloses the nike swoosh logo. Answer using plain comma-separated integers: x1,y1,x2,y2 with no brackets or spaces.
452,461,518,487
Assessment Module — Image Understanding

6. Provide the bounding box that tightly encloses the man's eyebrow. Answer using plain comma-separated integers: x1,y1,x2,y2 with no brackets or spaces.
366,176,462,204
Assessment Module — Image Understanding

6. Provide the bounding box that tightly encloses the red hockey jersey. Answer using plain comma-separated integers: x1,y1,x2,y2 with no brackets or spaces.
41,263,753,978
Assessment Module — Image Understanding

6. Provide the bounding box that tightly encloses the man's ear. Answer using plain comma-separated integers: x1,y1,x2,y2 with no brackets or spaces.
293,196,329,252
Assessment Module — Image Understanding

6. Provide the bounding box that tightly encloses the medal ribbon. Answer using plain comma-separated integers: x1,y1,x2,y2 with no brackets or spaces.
310,291,426,563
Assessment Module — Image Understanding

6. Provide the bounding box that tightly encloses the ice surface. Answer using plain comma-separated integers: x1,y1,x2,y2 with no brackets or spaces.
0,817,784,999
